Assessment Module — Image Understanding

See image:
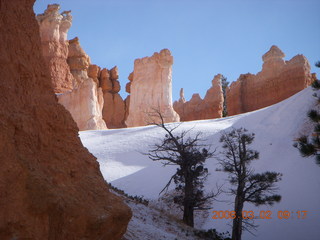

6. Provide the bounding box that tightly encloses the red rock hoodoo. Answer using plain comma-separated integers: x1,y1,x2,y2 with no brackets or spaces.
0,1,131,239
37,5,107,130
226,45,313,115
173,74,224,121
97,66,127,129
126,49,180,127
36,4,74,93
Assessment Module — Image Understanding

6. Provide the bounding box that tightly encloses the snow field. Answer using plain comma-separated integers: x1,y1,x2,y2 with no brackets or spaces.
81,87,320,240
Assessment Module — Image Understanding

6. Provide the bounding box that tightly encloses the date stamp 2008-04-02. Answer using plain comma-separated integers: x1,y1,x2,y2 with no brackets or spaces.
212,210,308,220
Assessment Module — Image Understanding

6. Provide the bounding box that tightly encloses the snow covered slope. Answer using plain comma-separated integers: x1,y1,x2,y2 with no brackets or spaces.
80,87,320,240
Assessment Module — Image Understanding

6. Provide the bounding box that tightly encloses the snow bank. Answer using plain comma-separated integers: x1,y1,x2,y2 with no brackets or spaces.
80,87,320,240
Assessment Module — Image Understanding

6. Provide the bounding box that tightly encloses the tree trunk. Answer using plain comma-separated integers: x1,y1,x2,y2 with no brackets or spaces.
183,202,194,227
183,170,194,227
232,195,244,240
232,175,245,240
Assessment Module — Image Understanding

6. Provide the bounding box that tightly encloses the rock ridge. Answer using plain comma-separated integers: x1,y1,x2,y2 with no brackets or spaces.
173,74,224,121
226,45,313,115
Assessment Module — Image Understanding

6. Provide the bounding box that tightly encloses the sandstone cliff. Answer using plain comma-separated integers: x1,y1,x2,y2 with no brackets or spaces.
0,1,131,239
126,49,180,127
37,5,106,130
173,74,224,121
227,45,313,115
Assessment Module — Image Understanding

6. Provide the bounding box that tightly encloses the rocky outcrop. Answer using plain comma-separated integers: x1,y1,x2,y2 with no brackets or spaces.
126,49,180,127
36,4,74,93
227,45,313,116
98,66,126,129
58,37,106,130
37,5,106,130
67,37,91,87
124,72,133,125
85,64,127,129
173,74,224,121
0,0,131,239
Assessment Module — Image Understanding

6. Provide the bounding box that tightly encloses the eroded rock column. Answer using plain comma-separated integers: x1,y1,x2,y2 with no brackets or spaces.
57,37,107,130
36,4,74,93
126,49,180,127
37,5,106,130
99,66,126,128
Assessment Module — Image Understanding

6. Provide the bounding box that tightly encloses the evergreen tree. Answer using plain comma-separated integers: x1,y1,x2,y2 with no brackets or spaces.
219,128,282,240
147,110,218,227
294,61,320,165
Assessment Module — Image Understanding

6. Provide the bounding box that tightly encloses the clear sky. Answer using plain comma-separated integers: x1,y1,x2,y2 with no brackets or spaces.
34,0,320,101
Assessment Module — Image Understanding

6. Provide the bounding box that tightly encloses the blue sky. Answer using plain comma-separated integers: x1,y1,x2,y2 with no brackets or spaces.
34,0,320,101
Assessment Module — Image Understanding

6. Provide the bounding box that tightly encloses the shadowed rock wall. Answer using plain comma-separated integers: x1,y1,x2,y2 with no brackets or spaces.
95,66,127,129
0,1,131,239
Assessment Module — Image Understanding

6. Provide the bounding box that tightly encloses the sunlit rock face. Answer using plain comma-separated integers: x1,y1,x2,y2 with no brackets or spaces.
37,5,106,130
36,4,74,93
126,49,180,127
58,37,106,130
174,74,224,121
226,45,313,116
0,0,131,239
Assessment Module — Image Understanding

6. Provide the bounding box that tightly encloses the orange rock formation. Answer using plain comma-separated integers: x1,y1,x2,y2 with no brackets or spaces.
227,45,313,115
173,74,224,121
37,5,106,130
0,1,131,239
126,49,180,127
91,65,127,129
36,4,74,93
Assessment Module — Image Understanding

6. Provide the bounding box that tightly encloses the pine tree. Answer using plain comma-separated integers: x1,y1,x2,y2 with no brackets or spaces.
219,128,282,240
294,61,320,165
147,110,218,227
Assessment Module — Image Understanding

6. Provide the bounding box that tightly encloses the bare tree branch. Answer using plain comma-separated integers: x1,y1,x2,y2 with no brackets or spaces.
145,108,219,227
